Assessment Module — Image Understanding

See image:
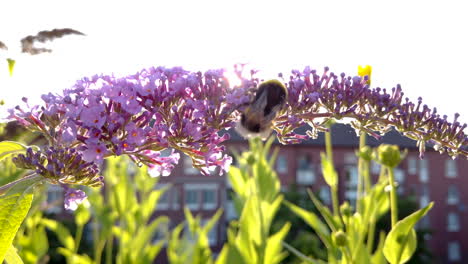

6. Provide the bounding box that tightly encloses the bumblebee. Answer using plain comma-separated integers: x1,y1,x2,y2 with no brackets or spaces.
235,79,288,140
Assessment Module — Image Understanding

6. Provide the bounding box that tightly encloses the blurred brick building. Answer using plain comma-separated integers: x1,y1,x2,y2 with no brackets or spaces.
45,124,467,263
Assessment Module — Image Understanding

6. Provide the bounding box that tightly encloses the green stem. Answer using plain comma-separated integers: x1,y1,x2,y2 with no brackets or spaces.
356,132,366,213
325,130,338,215
363,161,371,194
253,166,267,263
93,221,103,264
331,185,340,218
366,218,376,252
325,130,334,167
343,247,353,264
74,224,84,255
387,167,398,227
106,235,113,264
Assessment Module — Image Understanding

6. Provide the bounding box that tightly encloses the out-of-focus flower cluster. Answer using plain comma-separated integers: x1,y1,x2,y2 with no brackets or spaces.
274,66,467,159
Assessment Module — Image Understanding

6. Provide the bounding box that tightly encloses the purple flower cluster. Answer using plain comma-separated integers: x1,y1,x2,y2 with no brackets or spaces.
9,65,468,191
12,147,102,186
10,66,251,179
12,147,102,210
274,67,467,159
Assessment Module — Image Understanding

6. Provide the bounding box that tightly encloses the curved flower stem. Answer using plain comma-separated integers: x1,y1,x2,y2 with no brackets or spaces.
0,172,40,194
387,166,399,227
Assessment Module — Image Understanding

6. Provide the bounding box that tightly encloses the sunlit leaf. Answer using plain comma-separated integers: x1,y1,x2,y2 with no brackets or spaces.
0,176,39,262
4,245,23,264
320,152,338,187
383,202,433,264
0,141,27,161
264,223,290,264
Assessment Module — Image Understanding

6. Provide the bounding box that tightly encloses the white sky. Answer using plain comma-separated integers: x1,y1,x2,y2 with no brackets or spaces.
1,0,467,123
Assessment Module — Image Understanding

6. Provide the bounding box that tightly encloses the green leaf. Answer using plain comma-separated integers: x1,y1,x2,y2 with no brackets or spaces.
307,190,341,231
0,141,27,161
0,176,39,262
56,248,93,264
75,203,91,226
282,242,323,264
283,200,331,248
228,166,247,198
4,245,23,264
320,152,338,187
383,202,433,264
264,223,290,264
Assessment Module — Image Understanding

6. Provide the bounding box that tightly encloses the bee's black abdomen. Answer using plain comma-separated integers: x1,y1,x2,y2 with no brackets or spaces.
254,80,287,116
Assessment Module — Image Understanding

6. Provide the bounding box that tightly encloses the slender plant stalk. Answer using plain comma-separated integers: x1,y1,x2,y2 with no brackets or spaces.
74,224,84,255
93,221,103,264
324,129,339,217
387,167,398,227
356,132,366,213
366,218,376,252
106,235,113,264
343,247,353,264
253,161,266,263
363,160,371,194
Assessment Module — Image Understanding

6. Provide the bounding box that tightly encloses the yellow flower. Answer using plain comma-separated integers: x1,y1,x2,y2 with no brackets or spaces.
358,65,372,85
7,58,15,77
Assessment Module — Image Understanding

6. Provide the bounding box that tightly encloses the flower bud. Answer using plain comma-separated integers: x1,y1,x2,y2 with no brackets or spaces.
356,146,372,161
332,230,348,247
340,202,353,218
373,144,403,168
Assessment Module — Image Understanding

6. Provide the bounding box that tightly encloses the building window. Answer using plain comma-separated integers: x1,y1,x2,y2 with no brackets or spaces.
184,183,218,210
394,168,405,194
420,185,430,207
276,155,288,173
448,242,461,261
447,212,460,232
319,187,331,205
185,189,199,210
172,188,180,210
296,155,315,185
202,189,217,210
184,156,199,175
418,214,430,229
407,157,417,175
46,184,63,213
445,159,458,178
370,160,381,175
345,166,358,205
344,153,357,164
226,200,237,220
157,184,170,210
447,185,460,205
419,159,429,183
